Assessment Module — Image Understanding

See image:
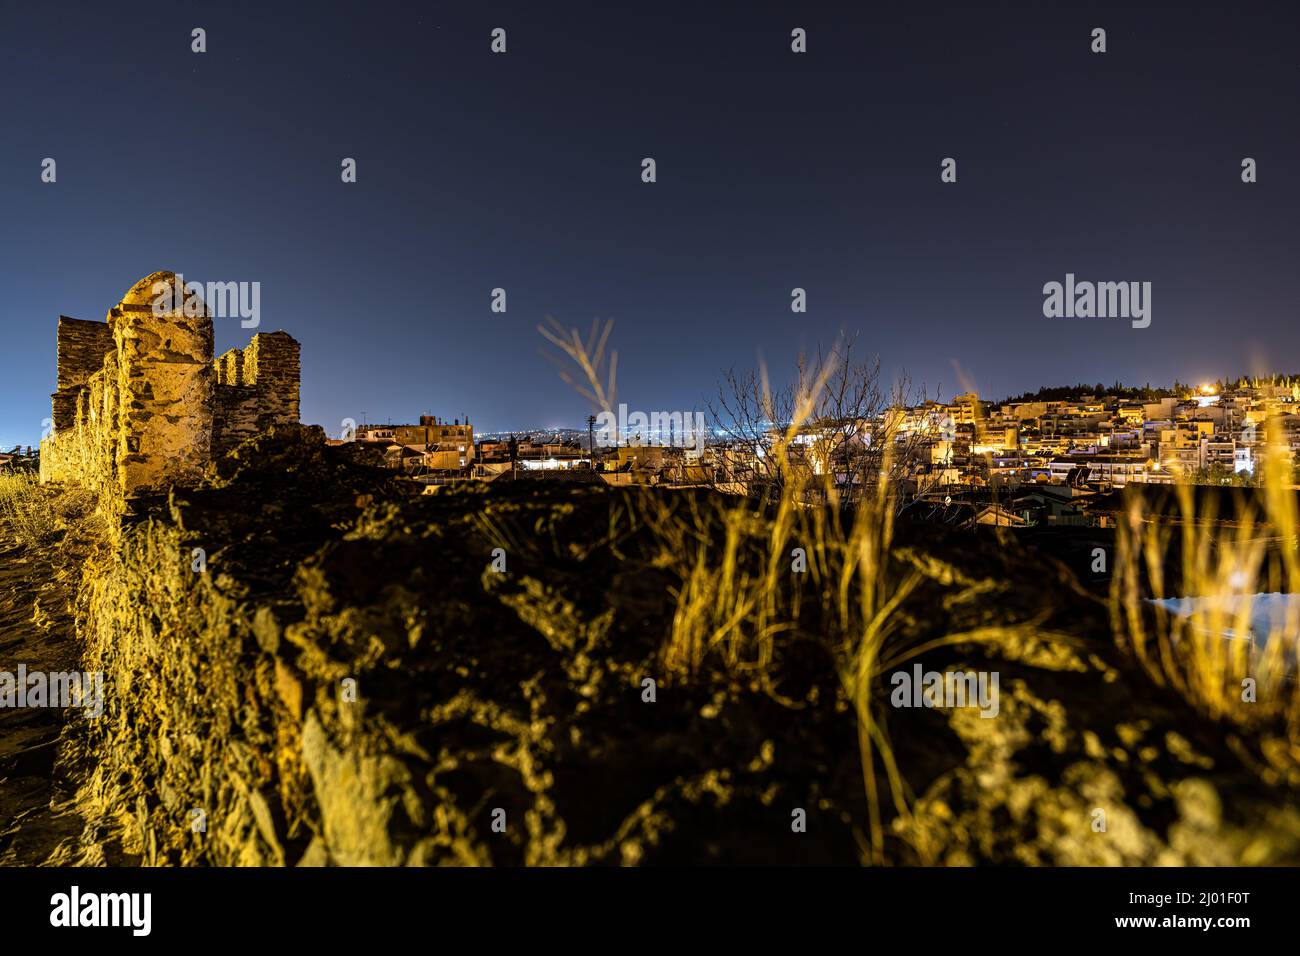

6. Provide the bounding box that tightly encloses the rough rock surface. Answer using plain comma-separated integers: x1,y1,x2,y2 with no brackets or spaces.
14,425,1300,865
0,491,99,864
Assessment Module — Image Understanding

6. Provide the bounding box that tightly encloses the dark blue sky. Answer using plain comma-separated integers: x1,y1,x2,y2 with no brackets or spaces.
2,0,1297,447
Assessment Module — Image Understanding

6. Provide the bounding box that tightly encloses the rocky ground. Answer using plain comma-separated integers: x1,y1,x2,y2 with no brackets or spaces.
3,426,1300,865
0,491,98,864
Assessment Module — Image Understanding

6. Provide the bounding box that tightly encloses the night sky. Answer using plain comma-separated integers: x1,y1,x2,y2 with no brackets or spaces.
2,0,1297,448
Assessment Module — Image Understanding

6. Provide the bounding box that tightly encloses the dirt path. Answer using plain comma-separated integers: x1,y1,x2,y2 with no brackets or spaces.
0,525,90,864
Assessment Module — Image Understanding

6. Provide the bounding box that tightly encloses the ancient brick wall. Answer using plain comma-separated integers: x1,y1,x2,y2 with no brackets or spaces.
109,274,215,494
41,271,301,500
210,334,300,455
215,348,245,386
244,332,301,427
51,316,116,431
212,385,263,455
39,353,121,507
55,315,115,391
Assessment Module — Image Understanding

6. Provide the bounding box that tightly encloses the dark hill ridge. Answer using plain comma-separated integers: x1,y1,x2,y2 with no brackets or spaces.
18,425,1300,865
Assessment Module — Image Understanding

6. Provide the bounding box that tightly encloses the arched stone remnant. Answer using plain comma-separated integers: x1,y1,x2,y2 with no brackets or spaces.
40,271,301,500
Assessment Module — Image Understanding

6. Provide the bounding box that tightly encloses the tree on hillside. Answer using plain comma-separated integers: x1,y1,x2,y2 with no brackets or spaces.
709,333,935,507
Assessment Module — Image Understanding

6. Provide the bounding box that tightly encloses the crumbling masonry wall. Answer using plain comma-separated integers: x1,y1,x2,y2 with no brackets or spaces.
39,352,122,505
51,316,115,432
109,276,215,493
40,272,300,501
213,332,301,455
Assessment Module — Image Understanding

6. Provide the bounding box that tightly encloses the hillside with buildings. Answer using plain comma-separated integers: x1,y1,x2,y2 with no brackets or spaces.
333,379,1300,535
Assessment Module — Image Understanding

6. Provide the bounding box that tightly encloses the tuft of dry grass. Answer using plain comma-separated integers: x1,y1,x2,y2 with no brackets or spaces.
0,470,105,552
1112,415,1300,775
540,319,993,863
0,470,58,548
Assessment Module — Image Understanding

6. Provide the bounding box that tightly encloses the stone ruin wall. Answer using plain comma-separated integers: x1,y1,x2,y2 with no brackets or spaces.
212,331,301,455
51,316,115,432
40,342,122,506
40,272,300,503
